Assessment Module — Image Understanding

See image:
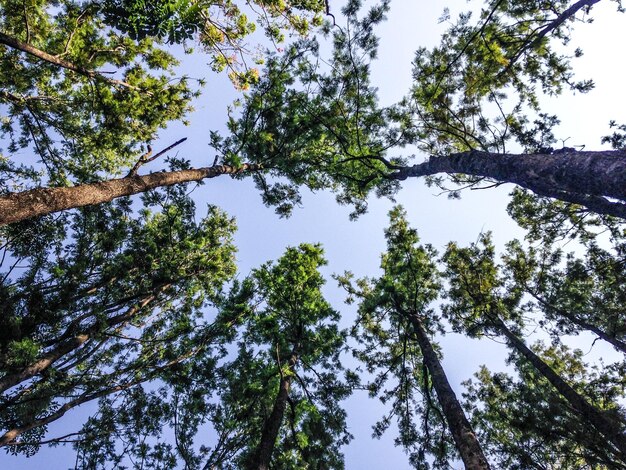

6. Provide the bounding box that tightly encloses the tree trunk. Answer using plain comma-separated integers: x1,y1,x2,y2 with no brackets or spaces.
391,150,626,219
493,317,626,458
530,291,626,355
251,346,299,470
570,317,626,355
0,163,260,226
408,314,491,470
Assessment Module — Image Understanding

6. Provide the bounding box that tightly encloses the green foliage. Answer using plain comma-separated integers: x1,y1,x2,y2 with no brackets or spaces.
0,0,326,193
602,120,626,149
442,232,526,337
215,0,623,217
213,0,411,218
3,0,626,466
0,0,197,187
499,200,626,352
506,188,623,244
464,343,626,469
410,0,598,157
0,187,238,459
203,244,352,468
338,207,462,468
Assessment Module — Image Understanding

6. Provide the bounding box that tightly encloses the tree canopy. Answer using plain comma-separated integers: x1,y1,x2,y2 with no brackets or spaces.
2,0,626,468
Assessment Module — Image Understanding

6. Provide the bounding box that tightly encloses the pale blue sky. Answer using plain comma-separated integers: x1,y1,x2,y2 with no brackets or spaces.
2,0,626,468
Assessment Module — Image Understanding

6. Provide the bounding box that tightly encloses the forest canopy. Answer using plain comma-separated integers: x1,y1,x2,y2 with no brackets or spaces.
1,0,626,468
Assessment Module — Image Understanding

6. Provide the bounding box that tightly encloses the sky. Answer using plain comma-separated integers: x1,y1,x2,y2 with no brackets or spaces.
2,0,626,468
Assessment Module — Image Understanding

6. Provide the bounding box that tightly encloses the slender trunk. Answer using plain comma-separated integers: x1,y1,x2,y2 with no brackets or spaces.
0,333,204,446
0,383,129,446
0,333,89,394
251,346,299,470
570,317,626,355
391,150,626,219
493,317,626,458
502,0,601,73
0,163,260,226
409,314,491,470
531,292,626,355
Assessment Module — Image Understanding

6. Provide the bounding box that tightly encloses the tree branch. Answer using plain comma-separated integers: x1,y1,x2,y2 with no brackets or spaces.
0,31,144,92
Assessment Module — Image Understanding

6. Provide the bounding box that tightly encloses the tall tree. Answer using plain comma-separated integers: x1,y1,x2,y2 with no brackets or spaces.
0,0,326,212
442,233,626,461
209,0,626,219
464,343,626,469
338,207,490,469
0,187,238,455
4,0,626,225
202,244,352,469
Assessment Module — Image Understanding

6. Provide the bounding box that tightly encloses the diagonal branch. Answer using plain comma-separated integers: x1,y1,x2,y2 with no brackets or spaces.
0,31,143,92
0,162,263,226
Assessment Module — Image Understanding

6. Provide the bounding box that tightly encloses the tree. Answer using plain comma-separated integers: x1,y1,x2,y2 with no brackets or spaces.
4,0,626,226
0,188,238,456
200,244,352,469
0,0,326,213
502,227,626,355
442,233,626,461
339,207,490,469
464,343,626,469
209,0,626,219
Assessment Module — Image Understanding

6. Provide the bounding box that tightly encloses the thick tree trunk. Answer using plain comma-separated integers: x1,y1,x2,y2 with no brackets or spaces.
409,314,491,470
251,346,299,470
392,150,626,219
493,317,626,457
0,163,260,226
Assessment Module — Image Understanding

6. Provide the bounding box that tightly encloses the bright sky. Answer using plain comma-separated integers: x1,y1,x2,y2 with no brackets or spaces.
2,0,626,468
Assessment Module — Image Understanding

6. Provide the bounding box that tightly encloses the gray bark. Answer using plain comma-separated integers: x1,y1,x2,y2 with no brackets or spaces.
392,150,626,219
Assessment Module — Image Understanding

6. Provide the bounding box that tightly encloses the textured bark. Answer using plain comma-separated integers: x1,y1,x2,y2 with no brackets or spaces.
392,150,626,219
251,346,299,470
0,163,261,226
494,317,626,457
409,314,491,470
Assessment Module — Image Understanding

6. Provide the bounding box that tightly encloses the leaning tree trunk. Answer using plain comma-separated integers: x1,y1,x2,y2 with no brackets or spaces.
531,293,626,355
391,149,626,219
409,314,491,470
250,345,299,470
569,316,626,355
0,163,260,226
493,316,626,458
